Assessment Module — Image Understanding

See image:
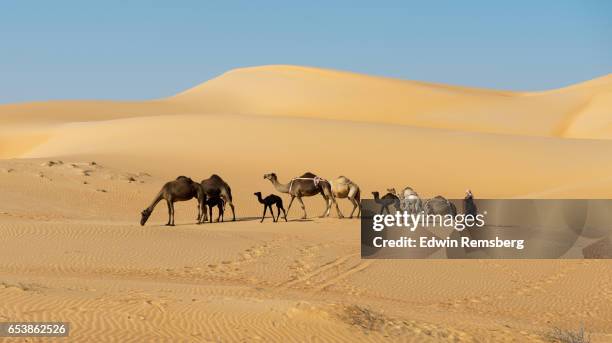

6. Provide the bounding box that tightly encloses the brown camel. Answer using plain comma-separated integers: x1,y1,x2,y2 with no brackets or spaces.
140,176,205,226
331,176,361,218
372,191,401,215
263,172,342,219
200,174,235,222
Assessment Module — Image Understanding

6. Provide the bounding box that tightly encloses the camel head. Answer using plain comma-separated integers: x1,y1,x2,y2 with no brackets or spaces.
263,173,277,181
140,209,152,226
371,191,380,199
253,191,262,197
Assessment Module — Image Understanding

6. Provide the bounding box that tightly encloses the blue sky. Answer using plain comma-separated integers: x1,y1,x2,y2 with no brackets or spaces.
0,1,611,103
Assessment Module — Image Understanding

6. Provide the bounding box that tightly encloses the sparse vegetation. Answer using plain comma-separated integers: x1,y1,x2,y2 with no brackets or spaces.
341,305,387,332
548,325,591,343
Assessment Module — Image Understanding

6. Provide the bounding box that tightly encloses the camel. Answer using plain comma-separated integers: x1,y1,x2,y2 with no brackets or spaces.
400,186,423,214
200,174,235,221
263,172,342,219
372,191,401,215
331,176,361,218
206,196,225,223
254,192,287,223
140,176,205,226
423,196,457,216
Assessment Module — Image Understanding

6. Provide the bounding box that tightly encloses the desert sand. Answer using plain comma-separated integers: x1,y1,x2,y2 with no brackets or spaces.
1,65,612,342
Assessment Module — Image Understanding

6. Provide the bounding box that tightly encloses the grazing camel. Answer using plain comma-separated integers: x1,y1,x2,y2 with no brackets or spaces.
263,172,342,219
206,196,225,223
254,192,287,223
400,186,423,214
140,176,205,226
463,189,477,216
200,174,235,221
423,196,457,216
372,191,401,215
332,176,361,218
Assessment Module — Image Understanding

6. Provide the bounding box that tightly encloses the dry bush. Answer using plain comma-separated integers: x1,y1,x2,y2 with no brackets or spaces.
548,325,591,343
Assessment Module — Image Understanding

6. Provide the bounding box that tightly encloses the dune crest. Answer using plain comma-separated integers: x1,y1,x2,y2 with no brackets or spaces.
1,65,611,139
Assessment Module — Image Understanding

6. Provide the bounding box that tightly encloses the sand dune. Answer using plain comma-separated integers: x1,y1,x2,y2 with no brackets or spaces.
2,65,612,341
1,65,611,138
2,65,612,197
10,113,612,199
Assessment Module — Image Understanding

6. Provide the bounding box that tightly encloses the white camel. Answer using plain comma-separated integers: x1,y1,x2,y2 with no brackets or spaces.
331,176,361,218
399,186,423,214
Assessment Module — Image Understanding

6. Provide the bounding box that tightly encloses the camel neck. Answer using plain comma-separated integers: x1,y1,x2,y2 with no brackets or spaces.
147,190,164,210
271,178,290,193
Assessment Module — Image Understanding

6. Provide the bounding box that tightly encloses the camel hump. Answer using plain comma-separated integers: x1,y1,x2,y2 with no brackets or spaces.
300,172,317,178
176,175,193,182
336,176,351,184
207,174,223,182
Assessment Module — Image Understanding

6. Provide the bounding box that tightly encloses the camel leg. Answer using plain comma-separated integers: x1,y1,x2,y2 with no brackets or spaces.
348,197,358,218
201,201,208,222
381,205,389,215
277,201,288,222
286,196,295,219
319,193,330,218
261,205,268,223
166,199,172,226
196,202,201,222
221,193,236,221
296,196,307,219
199,195,207,224
330,191,343,219
281,206,287,222
228,201,236,221
272,205,278,222
355,190,361,218
168,200,176,226
209,206,213,223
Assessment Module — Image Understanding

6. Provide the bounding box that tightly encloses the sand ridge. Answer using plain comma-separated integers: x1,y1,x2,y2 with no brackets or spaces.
1,65,611,138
